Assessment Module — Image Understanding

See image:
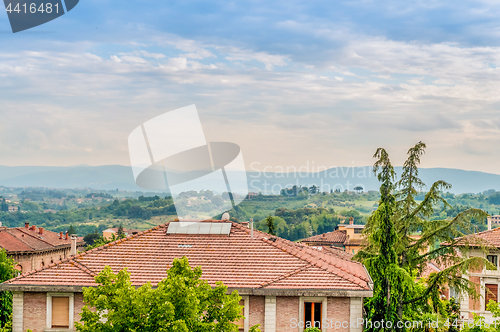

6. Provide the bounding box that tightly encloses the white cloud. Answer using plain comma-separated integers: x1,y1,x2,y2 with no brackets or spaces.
224,48,288,70
3,33,500,173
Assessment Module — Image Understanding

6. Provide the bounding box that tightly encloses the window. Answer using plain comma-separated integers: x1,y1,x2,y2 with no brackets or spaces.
354,228,363,234
486,284,498,310
304,302,322,329
46,293,74,330
299,297,327,332
487,255,498,269
52,297,69,328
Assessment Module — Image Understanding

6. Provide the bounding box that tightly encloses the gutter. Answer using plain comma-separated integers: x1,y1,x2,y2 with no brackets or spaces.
362,264,374,291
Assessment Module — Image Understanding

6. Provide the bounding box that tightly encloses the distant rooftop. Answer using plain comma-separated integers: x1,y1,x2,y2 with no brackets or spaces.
0,223,84,254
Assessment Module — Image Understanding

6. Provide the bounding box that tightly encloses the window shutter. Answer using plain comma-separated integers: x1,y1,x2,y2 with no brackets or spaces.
486,284,498,307
52,297,70,328
236,300,244,331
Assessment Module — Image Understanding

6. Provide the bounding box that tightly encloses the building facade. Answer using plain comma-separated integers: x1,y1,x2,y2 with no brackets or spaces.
1,220,373,332
451,227,500,320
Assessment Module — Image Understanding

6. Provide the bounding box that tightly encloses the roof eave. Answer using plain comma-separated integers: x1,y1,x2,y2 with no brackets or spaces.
0,284,372,297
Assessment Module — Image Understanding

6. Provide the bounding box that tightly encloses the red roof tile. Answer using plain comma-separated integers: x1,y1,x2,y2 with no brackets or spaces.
3,221,372,292
300,229,347,244
0,225,84,253
449,227,500,249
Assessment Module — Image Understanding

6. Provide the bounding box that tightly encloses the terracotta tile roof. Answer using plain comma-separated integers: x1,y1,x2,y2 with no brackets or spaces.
317,246,355,260
0,225,84,253
448,227,500,249
300,229,347,245
3,221,372,292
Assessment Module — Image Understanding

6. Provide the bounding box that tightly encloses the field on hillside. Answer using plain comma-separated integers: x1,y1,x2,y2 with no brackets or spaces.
2,187,500,241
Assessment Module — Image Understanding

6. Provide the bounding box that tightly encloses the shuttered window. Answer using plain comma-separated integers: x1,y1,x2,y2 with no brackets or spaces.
52,297,70,328
236,300,245,332
486,284,498,310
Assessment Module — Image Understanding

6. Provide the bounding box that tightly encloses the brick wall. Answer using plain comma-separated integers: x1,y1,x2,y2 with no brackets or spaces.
23,293,46,332
74,292,85,325
276,297,299,331
249,296,265,330
11,247,71,273
469,276,481,311
327,297,351,332
18,292,355,332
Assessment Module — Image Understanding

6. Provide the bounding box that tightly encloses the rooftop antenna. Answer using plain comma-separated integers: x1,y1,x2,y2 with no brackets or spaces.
250,218,254,239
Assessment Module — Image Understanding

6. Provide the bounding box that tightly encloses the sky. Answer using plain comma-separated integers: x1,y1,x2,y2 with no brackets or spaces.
1,0,500,174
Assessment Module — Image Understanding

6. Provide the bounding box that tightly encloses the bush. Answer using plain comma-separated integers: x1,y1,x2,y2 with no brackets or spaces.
304,328,321,332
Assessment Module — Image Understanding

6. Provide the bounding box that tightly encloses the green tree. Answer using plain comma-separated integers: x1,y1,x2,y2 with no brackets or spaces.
76,257,261,332
0,249,16,328
117,223,124,238
67,225,77,235
265,215,276,236
353,186,363,194
309,185,318,194
0,199,7,213
355,143,490,330
83,232,101,246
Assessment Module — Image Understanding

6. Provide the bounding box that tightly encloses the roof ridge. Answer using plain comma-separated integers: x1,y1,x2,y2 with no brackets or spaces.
258,264,312,288
70,259,97,278
231,222,368,285
258,233,369,287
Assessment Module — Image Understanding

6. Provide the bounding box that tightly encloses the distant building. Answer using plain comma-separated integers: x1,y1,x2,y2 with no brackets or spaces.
102,227,140,240
300,217,365,254
0,223,85,273
8,206,18,213
488,215,500,225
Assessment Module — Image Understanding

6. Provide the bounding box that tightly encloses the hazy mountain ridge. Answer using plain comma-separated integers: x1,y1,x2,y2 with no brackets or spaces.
0,165,499,194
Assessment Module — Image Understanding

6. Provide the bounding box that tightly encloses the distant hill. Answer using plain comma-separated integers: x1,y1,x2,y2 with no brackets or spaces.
0,165,499,194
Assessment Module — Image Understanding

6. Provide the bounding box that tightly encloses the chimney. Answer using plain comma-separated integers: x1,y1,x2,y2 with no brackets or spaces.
30,225,36,232
70,235,77,256
25,222,29,229
39,227,43,235
349,217,354,225
488,217,492,231
59,231,63,239
250,218,254,239
65,231,69,240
